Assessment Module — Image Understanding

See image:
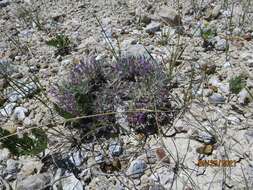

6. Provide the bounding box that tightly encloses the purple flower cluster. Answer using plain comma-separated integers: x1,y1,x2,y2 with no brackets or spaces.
68,57,99,86
49,55,176,134
128,112,147,125
49,85,80,116
49,56,106,117
115,57,155,81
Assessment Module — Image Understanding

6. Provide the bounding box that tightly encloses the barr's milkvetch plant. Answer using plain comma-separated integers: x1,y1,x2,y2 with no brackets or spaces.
49,56,178,139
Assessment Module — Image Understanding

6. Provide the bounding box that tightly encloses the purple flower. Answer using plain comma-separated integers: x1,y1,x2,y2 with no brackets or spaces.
115,57,155,80
49,85,80,116
136,113,146,124
128,112,147,125
68,56,100,85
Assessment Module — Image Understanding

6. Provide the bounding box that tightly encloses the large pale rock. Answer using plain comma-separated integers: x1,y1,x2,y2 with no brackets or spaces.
145,21,161,34
20,159,43,177
0,148,10,161
0,103,16,117
53,169,83,190
6,159,20,175
17,173,51,190
121,44,151,59
238,89,251,105
7,83,37,102
208,93,226,104
13,107,28,121
156,6,182,27
61,174,83,190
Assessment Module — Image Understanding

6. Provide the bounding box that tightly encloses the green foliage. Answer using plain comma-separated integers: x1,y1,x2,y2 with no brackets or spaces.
75,92,94,115
201,29,216,41
200,22,217,41
157,30,171,46
229,75,246,94
46,34,71,56
46,34,70,48
0,128,47,156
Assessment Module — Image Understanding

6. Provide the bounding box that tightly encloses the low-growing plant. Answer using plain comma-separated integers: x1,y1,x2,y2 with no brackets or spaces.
49,56,178,143
200,28,216,42
229,75,246,94
46,34,71,56
200,22,217,50
0,128,47,156
157,29,172,46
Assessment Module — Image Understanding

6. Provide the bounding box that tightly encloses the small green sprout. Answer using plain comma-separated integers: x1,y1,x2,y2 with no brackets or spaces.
200,22,217,42
46,34,71,56
229,75,246,94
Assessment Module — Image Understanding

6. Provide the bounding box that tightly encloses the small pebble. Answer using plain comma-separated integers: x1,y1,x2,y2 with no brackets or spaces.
208,93,226,104
109,141,123,157
128,159,146,178
244,33,252,41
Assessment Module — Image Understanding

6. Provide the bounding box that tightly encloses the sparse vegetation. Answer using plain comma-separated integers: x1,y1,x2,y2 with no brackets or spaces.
49,56,178,143
229,75,246,94
200,21,217,50
46,34,72,56
157,29,172,46
0,128,47,156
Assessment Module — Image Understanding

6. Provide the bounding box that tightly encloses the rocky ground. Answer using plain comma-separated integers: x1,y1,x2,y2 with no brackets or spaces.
0,0,253,189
